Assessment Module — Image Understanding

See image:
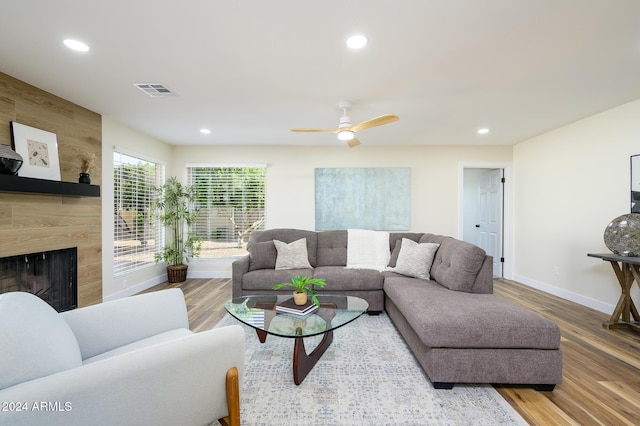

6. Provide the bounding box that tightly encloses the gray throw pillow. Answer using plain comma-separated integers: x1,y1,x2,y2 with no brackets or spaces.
248,241,277,271
387,238,440,279
274,238,312,270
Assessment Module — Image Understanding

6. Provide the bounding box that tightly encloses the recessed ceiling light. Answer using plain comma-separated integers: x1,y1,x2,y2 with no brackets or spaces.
346,35,367,49
200,128,211,134
63,39,90,52
477,128,490,135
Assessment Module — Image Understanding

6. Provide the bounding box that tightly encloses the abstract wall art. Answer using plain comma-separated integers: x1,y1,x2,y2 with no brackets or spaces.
315,167,410,230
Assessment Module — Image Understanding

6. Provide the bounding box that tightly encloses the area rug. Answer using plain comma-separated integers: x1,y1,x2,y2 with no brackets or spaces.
216,313,527,426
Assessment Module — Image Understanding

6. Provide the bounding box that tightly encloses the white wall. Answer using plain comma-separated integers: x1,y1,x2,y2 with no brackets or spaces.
101,117,173,300
169,144,513,275
513,98,640,314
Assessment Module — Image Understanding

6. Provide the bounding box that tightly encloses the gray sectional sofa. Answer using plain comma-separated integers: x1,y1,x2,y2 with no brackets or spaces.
232,228,562,390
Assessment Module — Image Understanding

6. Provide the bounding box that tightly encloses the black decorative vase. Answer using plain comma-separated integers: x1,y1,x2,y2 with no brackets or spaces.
78,172,91,184
0,145,23,175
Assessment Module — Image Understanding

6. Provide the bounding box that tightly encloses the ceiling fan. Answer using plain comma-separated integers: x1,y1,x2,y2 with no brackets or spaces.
290,101,399,148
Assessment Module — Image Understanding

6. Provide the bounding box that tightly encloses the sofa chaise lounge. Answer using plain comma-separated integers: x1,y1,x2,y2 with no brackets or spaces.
232,228,562,390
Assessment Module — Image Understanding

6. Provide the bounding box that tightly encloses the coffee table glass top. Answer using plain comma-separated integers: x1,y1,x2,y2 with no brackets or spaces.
224,294,369,338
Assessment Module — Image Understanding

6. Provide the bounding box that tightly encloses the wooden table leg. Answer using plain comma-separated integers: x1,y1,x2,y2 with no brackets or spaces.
604,261,640,331
292,329,333,385
255,329,267,343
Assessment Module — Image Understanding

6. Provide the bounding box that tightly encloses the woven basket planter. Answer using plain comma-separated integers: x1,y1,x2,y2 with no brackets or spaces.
167,264,188,283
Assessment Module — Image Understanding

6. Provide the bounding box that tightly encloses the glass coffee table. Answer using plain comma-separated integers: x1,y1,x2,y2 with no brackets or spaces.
225,294,369,385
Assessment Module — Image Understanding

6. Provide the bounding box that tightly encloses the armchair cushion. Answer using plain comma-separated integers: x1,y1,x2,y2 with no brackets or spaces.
61,288,189,360
83,328,193,364
0,292,82,390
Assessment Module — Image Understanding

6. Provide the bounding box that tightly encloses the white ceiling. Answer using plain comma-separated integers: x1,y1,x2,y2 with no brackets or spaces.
2,0,640,148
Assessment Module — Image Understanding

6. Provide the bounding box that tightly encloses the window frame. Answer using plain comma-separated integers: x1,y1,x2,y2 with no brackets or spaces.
186,163,266,259
113,149,165,276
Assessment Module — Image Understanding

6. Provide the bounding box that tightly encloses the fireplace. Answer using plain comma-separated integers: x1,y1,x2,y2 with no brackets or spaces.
0,247,77,312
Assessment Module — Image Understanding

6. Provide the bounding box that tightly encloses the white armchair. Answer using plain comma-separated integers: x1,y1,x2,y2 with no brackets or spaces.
0,288,244,426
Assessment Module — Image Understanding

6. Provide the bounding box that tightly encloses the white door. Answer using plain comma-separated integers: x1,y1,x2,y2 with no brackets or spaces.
477,169,503,277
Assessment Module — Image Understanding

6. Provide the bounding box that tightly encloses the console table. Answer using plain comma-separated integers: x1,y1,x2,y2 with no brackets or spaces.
587,253,640,331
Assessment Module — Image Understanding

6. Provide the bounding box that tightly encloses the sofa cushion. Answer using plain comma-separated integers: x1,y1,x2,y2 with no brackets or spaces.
387,238,440,280
242,268,315,291
314,266,384,291
248,241,277,271
248,229,318,266
274,238,313,269
420,234,487,292
384,278,561,350
317,230,348,266
389,232,424,253
0,292,82,390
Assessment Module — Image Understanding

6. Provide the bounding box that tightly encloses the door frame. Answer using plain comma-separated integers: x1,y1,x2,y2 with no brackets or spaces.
457,162,513,279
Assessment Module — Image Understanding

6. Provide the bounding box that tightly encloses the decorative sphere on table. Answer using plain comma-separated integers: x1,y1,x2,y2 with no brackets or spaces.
604,213,640,256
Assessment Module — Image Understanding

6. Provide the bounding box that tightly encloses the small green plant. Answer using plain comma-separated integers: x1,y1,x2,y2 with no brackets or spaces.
273,275,327,306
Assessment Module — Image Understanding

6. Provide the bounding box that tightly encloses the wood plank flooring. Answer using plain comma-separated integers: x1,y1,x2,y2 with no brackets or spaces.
143,277,640,425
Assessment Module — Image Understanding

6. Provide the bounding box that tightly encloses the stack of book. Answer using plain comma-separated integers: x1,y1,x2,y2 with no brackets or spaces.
275,298,319,317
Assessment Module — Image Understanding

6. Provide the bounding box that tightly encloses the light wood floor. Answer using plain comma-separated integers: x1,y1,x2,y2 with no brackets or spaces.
144,277,640,425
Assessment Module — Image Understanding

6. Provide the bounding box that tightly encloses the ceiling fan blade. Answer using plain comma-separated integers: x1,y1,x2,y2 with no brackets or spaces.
350,114,399,132
347,137,361,148
290,128,339,133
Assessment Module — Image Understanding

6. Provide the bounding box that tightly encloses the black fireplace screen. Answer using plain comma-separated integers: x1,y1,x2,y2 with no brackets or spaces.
0,247,77,312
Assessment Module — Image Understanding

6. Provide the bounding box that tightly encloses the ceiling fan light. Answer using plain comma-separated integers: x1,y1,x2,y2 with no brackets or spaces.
337,130,355,141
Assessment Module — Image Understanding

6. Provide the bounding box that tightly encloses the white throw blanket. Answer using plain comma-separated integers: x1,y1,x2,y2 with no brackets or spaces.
346,229,390,271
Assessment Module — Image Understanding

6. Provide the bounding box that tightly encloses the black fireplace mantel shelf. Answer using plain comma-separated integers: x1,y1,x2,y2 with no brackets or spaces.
0,174,100,197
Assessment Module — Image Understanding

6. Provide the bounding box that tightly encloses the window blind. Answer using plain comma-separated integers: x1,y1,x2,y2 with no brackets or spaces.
187,166,266,258
113,152,165,275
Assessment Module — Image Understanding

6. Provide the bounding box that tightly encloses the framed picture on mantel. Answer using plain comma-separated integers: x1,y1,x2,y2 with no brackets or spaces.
631,154,640,213
10,122,61,181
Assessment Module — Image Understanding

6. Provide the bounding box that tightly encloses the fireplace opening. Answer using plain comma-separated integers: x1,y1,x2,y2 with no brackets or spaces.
0,247,77,312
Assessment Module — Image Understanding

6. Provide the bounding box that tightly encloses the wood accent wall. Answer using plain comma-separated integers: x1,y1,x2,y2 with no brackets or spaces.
0,72,102,306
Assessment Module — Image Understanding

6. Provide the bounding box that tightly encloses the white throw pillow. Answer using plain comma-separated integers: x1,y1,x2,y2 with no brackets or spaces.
274,238,312,270
387,238,440,279
346,229,390,271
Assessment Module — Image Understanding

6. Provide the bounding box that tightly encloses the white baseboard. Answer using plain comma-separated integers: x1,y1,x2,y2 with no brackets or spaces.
512,274,614,315
102,275,167,302
187,270,231,279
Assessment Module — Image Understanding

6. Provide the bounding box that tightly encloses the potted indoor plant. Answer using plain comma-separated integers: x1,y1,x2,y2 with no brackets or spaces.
78,151,96,184
273,274,327,306
152,176,202,283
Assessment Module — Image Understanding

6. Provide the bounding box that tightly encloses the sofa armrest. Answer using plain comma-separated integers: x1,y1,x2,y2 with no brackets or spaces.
232,255,250,298
61,288,189,360
0,325,245,426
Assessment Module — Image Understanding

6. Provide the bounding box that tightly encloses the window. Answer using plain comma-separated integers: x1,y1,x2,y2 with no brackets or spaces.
187,165,266,257
114,151,165,275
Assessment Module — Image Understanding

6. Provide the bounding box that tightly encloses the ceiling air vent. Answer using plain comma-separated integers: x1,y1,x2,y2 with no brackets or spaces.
133,83,177,97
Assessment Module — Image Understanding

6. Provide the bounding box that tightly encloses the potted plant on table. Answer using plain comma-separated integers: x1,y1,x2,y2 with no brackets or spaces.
273,274,327,306
152,176,202,283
